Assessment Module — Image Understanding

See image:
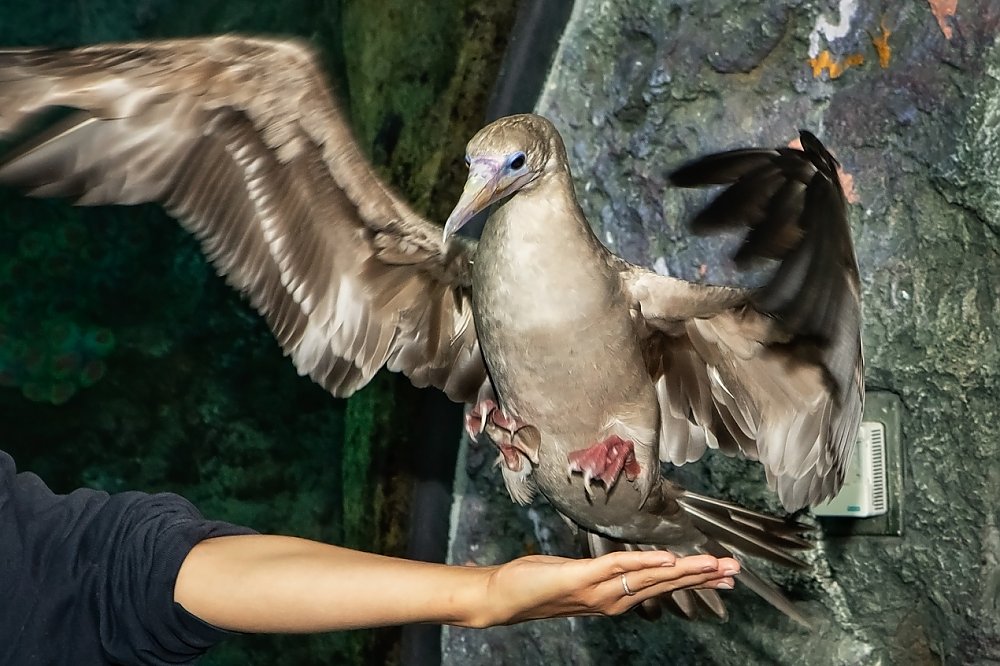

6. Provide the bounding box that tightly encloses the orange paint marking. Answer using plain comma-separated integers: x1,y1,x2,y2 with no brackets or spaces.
871,18,892,68
928,0,958,39
809,50,865,80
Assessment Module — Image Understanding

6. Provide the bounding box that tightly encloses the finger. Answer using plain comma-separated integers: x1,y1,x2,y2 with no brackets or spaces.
670,554,739,577
700,576,736,590
597,570,736,617
715,557,741,576
598,549,677,575
637,571,736,601
615,554,738,598
655,553,722,577
570,550,677,594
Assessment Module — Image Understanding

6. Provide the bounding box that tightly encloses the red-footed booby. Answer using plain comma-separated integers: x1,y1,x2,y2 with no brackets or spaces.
0,36,863,627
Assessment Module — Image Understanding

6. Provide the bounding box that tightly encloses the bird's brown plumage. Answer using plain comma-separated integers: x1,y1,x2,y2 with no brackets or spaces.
628,135,864,511
0,36,487,402
455,115,860,626
0,37,863,626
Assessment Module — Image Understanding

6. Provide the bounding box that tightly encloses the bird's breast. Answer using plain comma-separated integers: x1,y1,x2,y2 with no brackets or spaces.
471,201,655,443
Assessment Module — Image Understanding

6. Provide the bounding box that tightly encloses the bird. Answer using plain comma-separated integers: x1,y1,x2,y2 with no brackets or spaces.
0,35,863,626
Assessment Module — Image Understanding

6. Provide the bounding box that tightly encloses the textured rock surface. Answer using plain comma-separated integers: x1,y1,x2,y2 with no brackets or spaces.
445,1,1000,664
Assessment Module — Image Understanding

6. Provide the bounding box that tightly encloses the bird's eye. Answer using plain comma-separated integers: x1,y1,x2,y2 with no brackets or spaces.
464,155,471,167
508,152,526,170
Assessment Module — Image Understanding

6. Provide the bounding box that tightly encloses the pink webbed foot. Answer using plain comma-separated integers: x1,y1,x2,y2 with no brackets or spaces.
466,398,540,473
566,435,641,499
495,441,528,472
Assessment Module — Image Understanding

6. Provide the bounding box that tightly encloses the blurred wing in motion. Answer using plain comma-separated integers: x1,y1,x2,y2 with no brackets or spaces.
0,36,487,401
621,132,863,510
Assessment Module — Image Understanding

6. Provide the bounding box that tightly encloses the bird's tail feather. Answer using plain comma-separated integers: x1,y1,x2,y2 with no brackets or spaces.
585,490,813,628
676,491,812,569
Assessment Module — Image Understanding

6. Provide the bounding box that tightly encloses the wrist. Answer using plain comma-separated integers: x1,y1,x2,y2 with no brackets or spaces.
456,564,505,629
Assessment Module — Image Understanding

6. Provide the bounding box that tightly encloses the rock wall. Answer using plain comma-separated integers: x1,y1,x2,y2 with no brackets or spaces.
445,1,1000,664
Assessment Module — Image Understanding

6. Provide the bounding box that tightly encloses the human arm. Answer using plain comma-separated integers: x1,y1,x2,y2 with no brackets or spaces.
174,534,739,632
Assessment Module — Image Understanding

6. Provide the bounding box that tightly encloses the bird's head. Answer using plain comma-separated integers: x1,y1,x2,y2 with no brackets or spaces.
443,114,565,242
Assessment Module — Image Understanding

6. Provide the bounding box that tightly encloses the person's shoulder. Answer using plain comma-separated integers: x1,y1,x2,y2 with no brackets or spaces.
0,449,16,481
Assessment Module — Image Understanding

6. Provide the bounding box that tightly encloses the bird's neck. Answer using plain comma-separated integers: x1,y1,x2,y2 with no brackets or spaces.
485,170,605,261
473,169,619,331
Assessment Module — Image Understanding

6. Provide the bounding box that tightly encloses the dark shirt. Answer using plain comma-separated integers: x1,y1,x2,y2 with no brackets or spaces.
0,450,255,665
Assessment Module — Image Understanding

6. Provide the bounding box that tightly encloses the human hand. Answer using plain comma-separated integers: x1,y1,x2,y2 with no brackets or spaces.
478,550,739,627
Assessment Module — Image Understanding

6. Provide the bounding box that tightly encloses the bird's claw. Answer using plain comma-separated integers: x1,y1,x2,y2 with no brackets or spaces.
565,464,597,500
465,399,498,440
465,399,525,441
582,469,596,500
468,399,540,473
566,435,641,499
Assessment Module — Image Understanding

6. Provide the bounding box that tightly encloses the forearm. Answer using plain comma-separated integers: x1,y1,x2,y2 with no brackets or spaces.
174,534,496,633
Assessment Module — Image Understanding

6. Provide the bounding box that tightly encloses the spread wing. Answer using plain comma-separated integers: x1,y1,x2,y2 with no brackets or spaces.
0,36,487,402
621,132,864,510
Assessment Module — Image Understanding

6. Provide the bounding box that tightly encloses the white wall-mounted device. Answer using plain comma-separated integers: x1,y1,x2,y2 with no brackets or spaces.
813,421,888,518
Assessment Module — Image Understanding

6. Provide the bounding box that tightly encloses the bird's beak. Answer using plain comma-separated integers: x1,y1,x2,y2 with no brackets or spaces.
443,159,511,242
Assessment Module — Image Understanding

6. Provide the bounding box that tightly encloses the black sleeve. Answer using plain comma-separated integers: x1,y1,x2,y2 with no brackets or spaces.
0,450,257,666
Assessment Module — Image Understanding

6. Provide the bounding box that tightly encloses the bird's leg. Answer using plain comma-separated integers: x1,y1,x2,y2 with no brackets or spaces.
466,399,539,472
566,435,641,499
